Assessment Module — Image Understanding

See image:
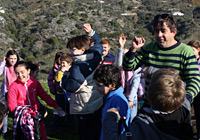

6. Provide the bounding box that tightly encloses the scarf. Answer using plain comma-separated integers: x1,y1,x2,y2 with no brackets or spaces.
6,65,17,90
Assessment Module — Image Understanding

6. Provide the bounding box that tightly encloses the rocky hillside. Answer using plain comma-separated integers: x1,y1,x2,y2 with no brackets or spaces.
0,0,199,79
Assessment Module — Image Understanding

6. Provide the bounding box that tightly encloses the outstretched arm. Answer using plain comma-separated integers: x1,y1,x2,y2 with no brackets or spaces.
115,33,126,67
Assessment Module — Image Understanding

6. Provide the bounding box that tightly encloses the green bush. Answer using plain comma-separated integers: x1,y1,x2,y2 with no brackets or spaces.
50,37,59,44
24,55,35,61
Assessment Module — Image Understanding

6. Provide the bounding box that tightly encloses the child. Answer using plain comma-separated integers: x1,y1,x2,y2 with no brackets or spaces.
27,61,48,119
62,23,103,140
103,68,193,140
7,61,63,140
93,64,130,140
48,52,63,95
116,33,143,122
100,38,115,65
0,50,20,137
188,40,200,139
49,53,72,136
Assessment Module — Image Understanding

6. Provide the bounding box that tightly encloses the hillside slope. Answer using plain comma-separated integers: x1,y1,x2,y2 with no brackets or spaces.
0,0,199,79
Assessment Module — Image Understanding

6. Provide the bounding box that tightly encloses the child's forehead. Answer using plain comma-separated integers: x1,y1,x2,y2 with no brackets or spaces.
15,65,27,71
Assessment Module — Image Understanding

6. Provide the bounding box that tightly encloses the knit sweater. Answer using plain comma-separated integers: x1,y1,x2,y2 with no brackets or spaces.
123,41,200,103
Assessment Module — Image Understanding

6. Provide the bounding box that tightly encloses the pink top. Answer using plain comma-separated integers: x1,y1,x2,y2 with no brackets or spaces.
8,77,58,113
6,65,17,90
121,70,134,97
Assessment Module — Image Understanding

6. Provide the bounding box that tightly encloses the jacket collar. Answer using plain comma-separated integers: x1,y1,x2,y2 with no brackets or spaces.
105,87,124,100
16,76,30,84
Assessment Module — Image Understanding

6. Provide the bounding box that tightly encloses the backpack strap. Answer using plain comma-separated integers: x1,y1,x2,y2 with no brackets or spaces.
121,116,132,140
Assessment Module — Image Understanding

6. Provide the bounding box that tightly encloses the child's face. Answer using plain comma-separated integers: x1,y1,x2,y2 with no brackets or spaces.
61,61,71,69
7,54,17,66
191,47,200,59
95,82,113,96
102,44,110,56
15,65,30,82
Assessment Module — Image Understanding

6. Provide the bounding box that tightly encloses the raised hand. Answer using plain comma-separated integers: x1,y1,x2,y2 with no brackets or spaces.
2,56,6,64
128,101,134,109
119,33,126,49
132,36,146,52
83,23,92,34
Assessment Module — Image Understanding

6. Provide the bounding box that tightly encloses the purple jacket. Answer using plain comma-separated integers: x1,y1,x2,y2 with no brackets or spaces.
47,64,59,95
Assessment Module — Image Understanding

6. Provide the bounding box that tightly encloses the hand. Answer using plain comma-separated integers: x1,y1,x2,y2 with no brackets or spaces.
107,108,120,115
119,33,126,49
131,36,145,52
55,106,66,117
61,66,70,72
55,106,63,112
83,23,92,34
3,57,6,64
128,101,134,109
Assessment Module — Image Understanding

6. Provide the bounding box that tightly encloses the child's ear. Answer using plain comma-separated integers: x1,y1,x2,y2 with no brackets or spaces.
81,47,86,53
111,83,116,90
27,69,31,75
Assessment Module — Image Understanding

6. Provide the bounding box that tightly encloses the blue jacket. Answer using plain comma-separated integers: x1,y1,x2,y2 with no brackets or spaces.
100,52,115,65
62,30,103,114
101,87,130,140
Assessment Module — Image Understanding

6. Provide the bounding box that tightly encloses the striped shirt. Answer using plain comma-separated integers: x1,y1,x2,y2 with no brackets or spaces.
123,41,200,104
100,52,115,65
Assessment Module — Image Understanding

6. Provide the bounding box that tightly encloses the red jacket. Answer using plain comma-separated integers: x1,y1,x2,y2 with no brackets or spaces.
8,77,58,113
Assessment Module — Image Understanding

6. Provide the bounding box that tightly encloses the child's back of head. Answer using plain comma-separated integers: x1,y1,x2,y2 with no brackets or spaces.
93,64,122,90
67,35,91,51
147,68,185,112
27,61,40,78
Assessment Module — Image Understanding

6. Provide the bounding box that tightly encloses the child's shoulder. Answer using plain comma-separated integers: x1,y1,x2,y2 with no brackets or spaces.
109,88,128,102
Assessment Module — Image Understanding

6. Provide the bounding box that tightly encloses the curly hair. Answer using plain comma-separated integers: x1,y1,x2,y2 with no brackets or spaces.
93,64,121,89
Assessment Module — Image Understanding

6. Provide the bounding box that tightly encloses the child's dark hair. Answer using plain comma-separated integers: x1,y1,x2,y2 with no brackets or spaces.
0,102,7,125
14,61,29,70
60,53,73,65
147,68,185,112
6,50,20,66
54,52,63,64
67,35,91,50
153,14,176,32
188,40,200,49
93,64,121,89
27,61,40,72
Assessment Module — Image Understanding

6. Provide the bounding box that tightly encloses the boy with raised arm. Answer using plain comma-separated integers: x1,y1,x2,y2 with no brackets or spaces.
62,24,103,140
